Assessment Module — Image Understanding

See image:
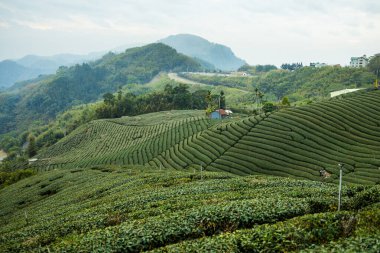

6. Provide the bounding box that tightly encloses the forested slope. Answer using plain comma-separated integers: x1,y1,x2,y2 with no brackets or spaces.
0,43,201,135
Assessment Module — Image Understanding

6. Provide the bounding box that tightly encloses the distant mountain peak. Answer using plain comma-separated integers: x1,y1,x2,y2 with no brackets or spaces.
158,34,246,71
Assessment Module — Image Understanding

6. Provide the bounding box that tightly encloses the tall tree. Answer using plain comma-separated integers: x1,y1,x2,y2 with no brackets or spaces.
219,90,225,109
103,93,115,105
27,134,37,158
281,96,290,106
368,54,380,88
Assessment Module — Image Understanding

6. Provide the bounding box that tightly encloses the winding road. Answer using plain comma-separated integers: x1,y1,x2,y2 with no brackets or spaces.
167,73,249,93
167,73,208,86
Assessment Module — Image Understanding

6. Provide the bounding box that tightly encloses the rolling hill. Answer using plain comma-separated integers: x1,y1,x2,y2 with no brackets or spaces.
33,89,380,185
159,34,246,71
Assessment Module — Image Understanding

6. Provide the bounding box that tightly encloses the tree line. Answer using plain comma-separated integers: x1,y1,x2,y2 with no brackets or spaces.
95,84,223,119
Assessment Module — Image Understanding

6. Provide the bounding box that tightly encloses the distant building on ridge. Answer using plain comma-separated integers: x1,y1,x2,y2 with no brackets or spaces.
310,62,327,68
350,55,369,68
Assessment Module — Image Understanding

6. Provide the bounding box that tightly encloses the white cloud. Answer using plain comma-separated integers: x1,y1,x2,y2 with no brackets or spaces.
0,21,10,28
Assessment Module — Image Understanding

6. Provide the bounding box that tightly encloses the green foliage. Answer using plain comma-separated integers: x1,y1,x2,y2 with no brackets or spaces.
153,209,380,253
349,186,380,210
262,102,277,113
94,83,209,119
368,53,380,78
35,129,64,148
281,96,290,106
0,133,22,153
0,169,36,188
238,64,277,74
102,92,115,105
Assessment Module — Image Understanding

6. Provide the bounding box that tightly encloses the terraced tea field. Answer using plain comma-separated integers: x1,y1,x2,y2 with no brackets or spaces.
0,167,379,252
36,110,211,169
34,90,380,185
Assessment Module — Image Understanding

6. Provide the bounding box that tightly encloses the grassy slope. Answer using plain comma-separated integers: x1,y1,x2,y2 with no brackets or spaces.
34,90,380,185
0,166,379,252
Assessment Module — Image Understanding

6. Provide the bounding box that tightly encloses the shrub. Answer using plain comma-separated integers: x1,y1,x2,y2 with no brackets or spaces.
0,169,36,188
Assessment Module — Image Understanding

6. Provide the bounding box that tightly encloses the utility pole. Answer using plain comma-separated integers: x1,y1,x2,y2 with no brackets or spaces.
200,163,203,180
218,95,221,119
255,88,259,111
338,163,344,211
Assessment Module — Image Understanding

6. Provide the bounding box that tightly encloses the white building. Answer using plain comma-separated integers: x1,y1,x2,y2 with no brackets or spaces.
310,62,327,68
350,55,369,68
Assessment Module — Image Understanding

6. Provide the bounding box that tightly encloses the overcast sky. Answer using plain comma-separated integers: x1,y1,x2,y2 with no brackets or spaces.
0,0,379,66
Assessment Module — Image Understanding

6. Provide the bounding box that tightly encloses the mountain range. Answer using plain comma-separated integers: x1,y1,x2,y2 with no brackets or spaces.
0,34,246,89
159,34,246,71
0,52,104,89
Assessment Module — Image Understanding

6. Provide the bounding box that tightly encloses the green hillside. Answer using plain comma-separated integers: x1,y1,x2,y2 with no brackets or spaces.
0,43,201,135
33,90,380,185
180,66,376,102
1,166,379,252
0,74,253,158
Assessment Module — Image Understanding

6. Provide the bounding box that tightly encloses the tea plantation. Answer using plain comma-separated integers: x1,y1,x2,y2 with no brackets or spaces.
0,166,379,252
34,90,380,185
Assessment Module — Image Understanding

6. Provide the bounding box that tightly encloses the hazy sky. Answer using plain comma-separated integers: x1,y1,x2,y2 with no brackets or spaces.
0,0,379,66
